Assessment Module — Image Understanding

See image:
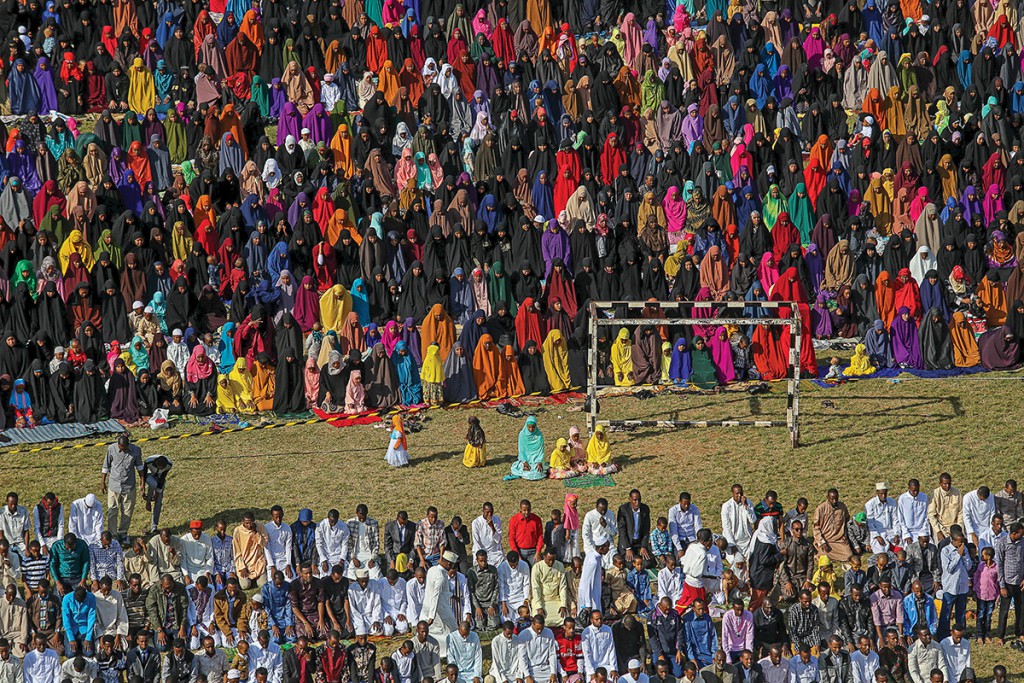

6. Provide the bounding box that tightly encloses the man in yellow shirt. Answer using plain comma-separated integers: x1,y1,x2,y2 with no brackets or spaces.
531,547,568,626
232,512,269,589
928,473,963,542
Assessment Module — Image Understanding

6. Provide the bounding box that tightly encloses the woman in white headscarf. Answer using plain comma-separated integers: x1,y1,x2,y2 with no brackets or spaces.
908,246,937,285
747,516,783,610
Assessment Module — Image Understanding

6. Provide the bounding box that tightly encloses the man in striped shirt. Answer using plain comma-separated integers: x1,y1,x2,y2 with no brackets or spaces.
20,543,48,594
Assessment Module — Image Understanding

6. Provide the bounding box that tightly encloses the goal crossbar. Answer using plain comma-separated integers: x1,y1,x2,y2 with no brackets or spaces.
586,300,802,447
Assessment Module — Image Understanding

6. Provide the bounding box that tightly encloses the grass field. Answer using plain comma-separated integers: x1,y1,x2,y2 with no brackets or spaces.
5,373,1024,678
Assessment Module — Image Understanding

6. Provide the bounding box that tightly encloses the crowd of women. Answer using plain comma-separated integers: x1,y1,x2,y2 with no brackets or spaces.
1,0,1024,427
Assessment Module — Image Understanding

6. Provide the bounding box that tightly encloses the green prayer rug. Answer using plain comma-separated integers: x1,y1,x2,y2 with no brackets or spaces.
565,474,616,488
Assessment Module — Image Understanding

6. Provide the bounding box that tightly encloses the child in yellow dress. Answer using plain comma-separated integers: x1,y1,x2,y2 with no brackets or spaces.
843,344,877,376
586,424,621,474
548,438,578,479
462,416,487,467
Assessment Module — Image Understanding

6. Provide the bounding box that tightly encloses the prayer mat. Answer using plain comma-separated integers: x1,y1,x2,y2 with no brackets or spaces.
810,364,993,388
312,407,384,427
565,474,616,488
197,413,242,425
0,419,126,445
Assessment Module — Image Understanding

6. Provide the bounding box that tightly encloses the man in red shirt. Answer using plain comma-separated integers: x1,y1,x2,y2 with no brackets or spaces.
507,499,544,565
555,617,583,683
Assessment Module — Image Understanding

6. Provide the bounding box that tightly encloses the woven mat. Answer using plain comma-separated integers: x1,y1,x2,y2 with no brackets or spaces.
564,474,616,488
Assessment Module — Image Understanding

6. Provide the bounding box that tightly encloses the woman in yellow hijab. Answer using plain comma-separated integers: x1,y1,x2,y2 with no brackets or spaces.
319,284,352,333
330,124,354,178
228,357,256,413
58,229,96,273
542,329,571,391
170,221,193,262
548,437,578,479
420,342,445,405
127,57,156,114
586,425,620,474
842,344,877,376
610,327,635,386
216,373,237,413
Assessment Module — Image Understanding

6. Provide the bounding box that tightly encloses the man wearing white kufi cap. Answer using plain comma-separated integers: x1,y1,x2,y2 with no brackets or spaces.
422,551,459,657
69,493,104,547
349,568,383,636
865,482,900,555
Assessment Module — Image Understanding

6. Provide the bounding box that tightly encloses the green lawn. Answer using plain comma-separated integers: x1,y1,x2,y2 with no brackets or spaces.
6,373,1024,678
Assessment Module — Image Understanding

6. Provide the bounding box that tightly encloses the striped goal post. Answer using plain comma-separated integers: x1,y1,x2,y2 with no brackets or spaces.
586,300,803,448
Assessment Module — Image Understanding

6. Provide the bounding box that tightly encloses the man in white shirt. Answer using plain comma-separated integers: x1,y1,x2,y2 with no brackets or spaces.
618,659,648,683
315,510,349,577
865,483,900,555
680,530,714,610
961,488,995,547
348,569,383,636
516,615,558,683
67,495,104,548
21,635,59,683
577,544,607,616
263,507,293,581
497,551,531,619
92,577,129,649
0,496,29,557
377,569,409,636
0,639,23,683
471,503,504,567
581,500,617,569
656,554,683,605
721,485,756,564
758,646,789,683
850,636,878,683
246,630,281,683
187,576,217,649
405,567,427,624
940,626,970,683
898,480,930,545
489,622,520,683
345,505,380,580
668,493,702,557
580,610,617,680
180,521,214,583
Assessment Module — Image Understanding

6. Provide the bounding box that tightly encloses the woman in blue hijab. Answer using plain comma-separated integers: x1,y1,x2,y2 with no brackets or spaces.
531,171,554,219
668,337,692,384
392,341,423,404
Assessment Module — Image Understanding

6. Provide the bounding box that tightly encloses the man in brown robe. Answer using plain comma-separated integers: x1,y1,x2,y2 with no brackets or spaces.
812,489,854,563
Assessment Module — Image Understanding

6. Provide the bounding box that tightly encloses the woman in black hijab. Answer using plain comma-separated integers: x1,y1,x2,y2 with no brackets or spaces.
275,312,304,360
136,368,159,418
8,283,35,344
273,351,305,413
517,340,550,394
48,361,76,423
108,358,141,422
23,360,50,423
398,261,429,320
166,276,197,331
99,280,130,344
919,307,954,370
73,360,109,423
364,342,401,408
317,350,349,410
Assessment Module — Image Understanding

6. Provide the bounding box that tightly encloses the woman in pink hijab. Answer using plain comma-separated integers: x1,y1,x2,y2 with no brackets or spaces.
802,27,826,69
758,251,780,296
663,186,688,245
620,13,643,71
471,9,493,40
710,326,736,383
381,320,403,355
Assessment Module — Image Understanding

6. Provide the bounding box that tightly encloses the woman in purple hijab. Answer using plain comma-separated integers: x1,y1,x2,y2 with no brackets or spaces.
979,324,1022,370
108,147,128,185
33,58,59,113
269,79,286,117
890,306,924,368
301,103,332,144
681,104,704,150
774,65,793,100
804,243,825,295
287,190,311,227
812,293,833,338
6,140,41,194
541,219,572,278
276,102,303,145
401,317,423,364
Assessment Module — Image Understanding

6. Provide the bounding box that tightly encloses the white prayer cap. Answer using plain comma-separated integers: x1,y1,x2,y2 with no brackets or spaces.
876,482,889,491
85,493,98,507
533,215,545,223
144,306,154,313
228,671,241,680
355,568,369,579
301,127,311,135
628,660,642,670
172,329,183,336
133,300,144,309
442,550,460,563
252,593,264,603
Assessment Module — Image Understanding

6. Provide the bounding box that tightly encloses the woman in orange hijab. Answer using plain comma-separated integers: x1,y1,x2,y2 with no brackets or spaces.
976,271,1007,327
499,344,526,397
377,60,401,105
808,134,833,170
875,270,897,328
218,104,247,157
238,10,264,51
862,88,886,129
472,334,502,400
194,195,216,228
949,311,981,366
330,124,354,178
420,303,456,360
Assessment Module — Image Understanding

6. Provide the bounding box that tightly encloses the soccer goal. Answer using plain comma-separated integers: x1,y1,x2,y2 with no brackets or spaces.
585,300,803,447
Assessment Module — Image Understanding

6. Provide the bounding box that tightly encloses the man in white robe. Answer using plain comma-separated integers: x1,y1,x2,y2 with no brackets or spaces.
377,569,409,636
406,567,427,623
580,610,617,680
898,480,930,544
577,542,608,616
471,504,505,567
263,507,294,580
720,485,756,564
517,616,558,683
489,622,521,683
349,569,383,636
582,501,617,569
68,495,104,548
421,551,459,657
315,511,349,577
961,488,996,547
865,483,900,554
497,551,531,618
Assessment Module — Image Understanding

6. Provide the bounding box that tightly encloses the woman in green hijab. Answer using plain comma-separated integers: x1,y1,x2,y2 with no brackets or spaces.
787,182,816,246
688,336,720,390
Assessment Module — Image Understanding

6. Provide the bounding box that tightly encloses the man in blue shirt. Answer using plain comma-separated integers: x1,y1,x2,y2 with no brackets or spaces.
62,585,97,656
938,531,971,641
261,570,295,644
682,599,718,668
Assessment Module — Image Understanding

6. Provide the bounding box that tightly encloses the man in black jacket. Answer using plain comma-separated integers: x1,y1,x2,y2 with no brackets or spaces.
124,631,161,683
735,651,765,683
384,511,417,569
837,585,875,649
617,489,652,567
819,636,852,683
283,636,316,683
649,597,685,677
160,638,197,683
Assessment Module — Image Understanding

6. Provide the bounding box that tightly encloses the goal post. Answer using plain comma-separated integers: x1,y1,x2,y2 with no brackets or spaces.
586,300,802,447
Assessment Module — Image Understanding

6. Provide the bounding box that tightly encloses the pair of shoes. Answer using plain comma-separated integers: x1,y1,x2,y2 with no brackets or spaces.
1009,639,1024,651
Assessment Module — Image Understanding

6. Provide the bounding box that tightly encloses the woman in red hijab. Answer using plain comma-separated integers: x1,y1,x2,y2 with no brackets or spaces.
771,212,800,263
447,27,469,66
803,157,828,208
553,146,580,214
770,266,818,377
894,267,922,320
33,181,66,227
600,133,626,186
126,141,153,187
514,297,546,351
366,26,388,73
399,59,424,104
493,18,516,65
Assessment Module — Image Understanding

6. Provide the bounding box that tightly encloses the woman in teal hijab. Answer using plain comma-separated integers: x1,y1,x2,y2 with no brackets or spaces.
149,291,168,333
130,336,151,372
393,341,423,405
787,183,816,246
507,415,546,480
218,322,237,374
415,152,434,191
688,336,720,390
250,76,270,118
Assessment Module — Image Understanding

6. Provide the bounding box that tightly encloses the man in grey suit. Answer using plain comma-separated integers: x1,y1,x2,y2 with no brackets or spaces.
384,511,417,569
700,650,737,683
